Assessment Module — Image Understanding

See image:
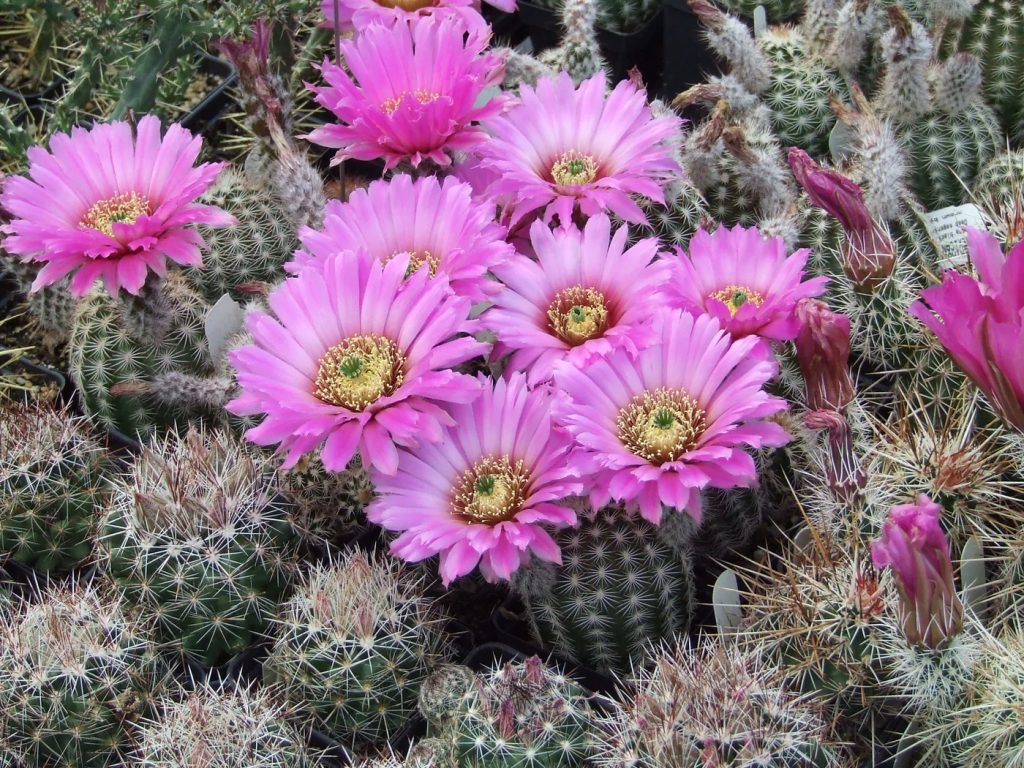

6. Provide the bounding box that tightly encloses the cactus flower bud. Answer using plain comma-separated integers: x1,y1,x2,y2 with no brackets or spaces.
871,495,964,648
795,298,855,412
788,148,896,288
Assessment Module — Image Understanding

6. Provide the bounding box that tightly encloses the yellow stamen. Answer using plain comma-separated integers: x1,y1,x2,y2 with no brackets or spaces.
387,250,440,278
547,285,609,345
381,89,441,116
315,335,405,411
709,284,764,315
376,0,437,9
617,387,707,464
80,192,150,237
550,151,598,186
452,456,529,524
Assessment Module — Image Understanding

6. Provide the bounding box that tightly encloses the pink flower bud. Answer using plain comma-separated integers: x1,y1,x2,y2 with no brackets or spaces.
788,148,896,288
795,298,855,412
871,495,963,648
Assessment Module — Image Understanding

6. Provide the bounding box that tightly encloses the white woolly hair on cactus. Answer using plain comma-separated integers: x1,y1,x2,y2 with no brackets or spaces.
825,0,878,75
688,0,772,95
878,6,934,125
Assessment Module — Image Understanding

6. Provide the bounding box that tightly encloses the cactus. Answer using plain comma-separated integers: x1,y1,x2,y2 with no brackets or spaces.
635,176,709,249
515,505,695,677
716,0,805,21
592,635,846,767
278,453,375,544
0,254,77,352
266,550,448,747
0,403,107,573
135,681,316,768
695,485,768,562
972,150,1024,247
431,655,594,768
532,0,659,34
98,427,298,665
957,0,1024,144
0,583,163,768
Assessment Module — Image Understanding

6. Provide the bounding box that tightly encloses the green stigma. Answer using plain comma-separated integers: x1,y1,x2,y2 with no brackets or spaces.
339,356,364,379
474,475,496,496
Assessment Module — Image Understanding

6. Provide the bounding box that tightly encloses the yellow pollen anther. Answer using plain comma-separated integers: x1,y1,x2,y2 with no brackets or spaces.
387,250,440,278
550,151,599,186
314,335,405,411
376,0,437,9
547,285,610,345
80,192,150,237
381,89,441,116
709,284,764,315
452,456,529,524
617,387,707,464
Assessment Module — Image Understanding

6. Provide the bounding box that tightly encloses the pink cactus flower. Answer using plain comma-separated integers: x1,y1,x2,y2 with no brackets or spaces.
320,0,506,36
0,115,233,297
669,225,827,341
367,374,582,585
788,147,895,288
794,298,855,412
871,494,964,647
227,249,486,476
476,72,680,229
286,174,513,302
482,214,671,385
552,309,790,525
910,228,1024,431
306,17,505,171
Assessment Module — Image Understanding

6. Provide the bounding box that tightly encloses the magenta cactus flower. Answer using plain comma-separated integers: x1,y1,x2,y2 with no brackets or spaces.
871,494,964,647
306,17,505,170
910,228,1024,431
227,249,486,475
552,309,790,525
795,298,855,412
476,72,680,228
367,374,582,585
286,174,513,302
320,0,505,36
482,214,670,385
788,147,896,288
669,225,827,341
0,115,233,297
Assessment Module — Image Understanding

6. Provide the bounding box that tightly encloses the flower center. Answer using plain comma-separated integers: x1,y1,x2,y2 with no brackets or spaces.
388,250,440,278
80,192,150,237
547,286,610,345
376,0,438,9
709,284,764,315
381,89,441,116
452,456,529,524
314,335,405,411
616,387,707,464
550,151,598,186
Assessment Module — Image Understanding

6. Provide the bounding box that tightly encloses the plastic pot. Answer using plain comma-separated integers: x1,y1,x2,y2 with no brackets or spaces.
661,0,720,101
178,51,237,135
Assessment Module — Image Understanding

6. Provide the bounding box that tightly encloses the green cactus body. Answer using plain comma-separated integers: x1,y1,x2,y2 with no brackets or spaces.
958,0,1024,144
717,0,804,20
695,486,766,561
136,682,314,768
279,454,374,544
266,551,446,747
973,150,1024,211
905,104,1001,211
69,277,213,439
0,405,107,573
760,28,849,157
636,179,709,249
530,0,659,34
443,656,593,768
98,429,297,666
518,506,694,677
0,585,163,768
189,167,302,305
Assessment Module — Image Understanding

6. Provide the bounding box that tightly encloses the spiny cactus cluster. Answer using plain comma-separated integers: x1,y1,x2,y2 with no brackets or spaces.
0,403,107,572
98,427,298,665
266,550,447,747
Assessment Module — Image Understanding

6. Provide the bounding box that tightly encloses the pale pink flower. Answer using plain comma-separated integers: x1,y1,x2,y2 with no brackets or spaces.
286,174,513,302
0,115,233,296
367,374,582,585
482,214,670,385
477,72,680,228
553,309,790,525
227,250,486,475
670,225,827,341
306,17,505,170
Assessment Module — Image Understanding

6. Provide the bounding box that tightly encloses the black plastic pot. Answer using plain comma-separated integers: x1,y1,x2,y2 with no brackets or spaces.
661,0,720,101
306,715,426,767
168,639,272,689
516,0,664,88
0,559,97,601
2,358,70,405
178,51,237,135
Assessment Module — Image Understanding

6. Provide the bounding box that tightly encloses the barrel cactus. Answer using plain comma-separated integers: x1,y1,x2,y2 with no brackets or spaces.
0,403,107,573
98,427,298,665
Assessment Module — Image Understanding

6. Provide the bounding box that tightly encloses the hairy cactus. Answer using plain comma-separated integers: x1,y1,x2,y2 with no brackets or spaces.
592,637,845,767
266,550,447,747
98,428,298,665
533,0,659,34
0,403,107,572
0,583,163,768
135,681,316,768
557,0,608,85
716,0,805,20
695,485,768,562
433,655,593,767
515,505,695,677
